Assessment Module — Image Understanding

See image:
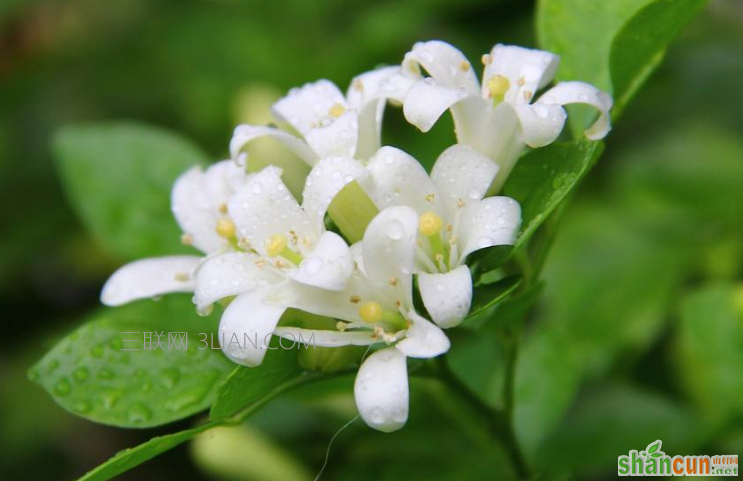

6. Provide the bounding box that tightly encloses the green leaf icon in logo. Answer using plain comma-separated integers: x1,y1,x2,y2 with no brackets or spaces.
646,440,664,457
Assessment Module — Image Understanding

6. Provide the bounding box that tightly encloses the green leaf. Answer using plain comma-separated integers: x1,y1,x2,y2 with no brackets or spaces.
29,297,233,428
53,122,209,260
210,347,312,421
463,275,523,329
502,140,603,249
610,0,710,117
648,439,660,453
651,452,663,458
538,0,710,124
75,422,218,481
674,283,743,423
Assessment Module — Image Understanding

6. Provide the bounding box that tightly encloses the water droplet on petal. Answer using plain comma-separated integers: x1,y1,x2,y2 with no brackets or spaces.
53,377,71,396
386,221,404,240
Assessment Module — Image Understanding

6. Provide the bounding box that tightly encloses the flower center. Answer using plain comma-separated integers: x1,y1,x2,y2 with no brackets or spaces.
358,301,407,331
265,234,304,266
487,75,510,102
418,211,451,270
328,103,346,118
215,218,236,238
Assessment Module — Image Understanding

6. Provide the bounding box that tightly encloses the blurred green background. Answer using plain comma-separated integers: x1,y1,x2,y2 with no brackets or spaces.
1,0,742,480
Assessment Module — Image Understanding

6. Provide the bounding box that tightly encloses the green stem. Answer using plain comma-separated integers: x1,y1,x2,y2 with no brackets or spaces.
327,181,379,244
436,357,531,480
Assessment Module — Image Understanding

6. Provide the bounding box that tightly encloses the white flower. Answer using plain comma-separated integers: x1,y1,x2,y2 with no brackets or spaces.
229,66,400,168
193,165,358,366
299,143,521,328
389,40,613,191
100,160,248,306
255,206,450,432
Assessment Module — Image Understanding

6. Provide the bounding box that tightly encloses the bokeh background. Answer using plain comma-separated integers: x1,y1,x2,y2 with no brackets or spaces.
1,0,742,480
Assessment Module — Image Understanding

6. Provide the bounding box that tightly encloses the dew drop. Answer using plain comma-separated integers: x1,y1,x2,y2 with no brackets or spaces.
476,236,494,248
97,367,115,380
73,367,90,383
90,344,105,359
53,377,71,396
301,257,323,275
161,367,181,389
386,220,404,240
127,403,153,424
74,401,92,414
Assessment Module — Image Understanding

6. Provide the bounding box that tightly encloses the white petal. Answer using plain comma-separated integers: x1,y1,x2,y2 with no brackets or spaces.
512,102,567,148
362,206,419,307
304,110,359,158
367,146,441,214
219,288,286,367
194,252,281,311
346,66,401,110
272,79,347,136
418,265,473,328
348,68,400,161
459,196,521,259
430,144,499,219
537,81,613,140
376,72,417,103
272,274,376,323
354,347,409,432
273,327,377,347
483,44,560,104
301,156,369,232
101,256,200,306
395,310,450,358
402,40,480,95
171,166,227,254
290,231,353,291
228,166,316,257
402,78,469,132
230,124,318,167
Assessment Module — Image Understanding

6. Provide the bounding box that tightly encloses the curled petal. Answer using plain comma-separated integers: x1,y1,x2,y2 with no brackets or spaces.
418,266,473,329
290,231,354,291
460,196,521,259
395,310,450,358
302,156,368,232
229,124,318,167
402,78,469,132
354,347,409,432
402,40,480,95
228,166,316,257
273,327,377,347
537,81,613,140
304,109,359,159
430,144,499,219
483,44,559,104
367,146,441,215
512,103,567,148
194,252,280,311
101,256,200,306
219,288,286,367
348,67,401,160
362,206,419,307
272,79,347,136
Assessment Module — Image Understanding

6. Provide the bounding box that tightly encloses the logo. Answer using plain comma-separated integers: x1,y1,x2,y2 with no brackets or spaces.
618,440,738,476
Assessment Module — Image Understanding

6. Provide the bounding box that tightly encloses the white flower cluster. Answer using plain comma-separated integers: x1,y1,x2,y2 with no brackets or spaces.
101,40,611,432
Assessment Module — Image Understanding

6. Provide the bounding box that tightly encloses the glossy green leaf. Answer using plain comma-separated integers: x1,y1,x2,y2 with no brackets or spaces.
538,0,709,123
503,140,603,249
75,422,218,481
463,275,524,329
53,122,209,260
210,347,313,421
610,0,710,117
29,297,233,428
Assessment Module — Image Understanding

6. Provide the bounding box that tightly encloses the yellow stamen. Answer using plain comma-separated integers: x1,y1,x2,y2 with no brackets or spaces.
359,301,383,323
424,193,435,203
419,211,443,237
181,234,193,245
352,78,364,92
265,234,287,258
459,60,470,72
329,103,346,118
487,75,510,98
216,218,236,238
481,54,492,65
218,203,228,214
349,295,361,304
